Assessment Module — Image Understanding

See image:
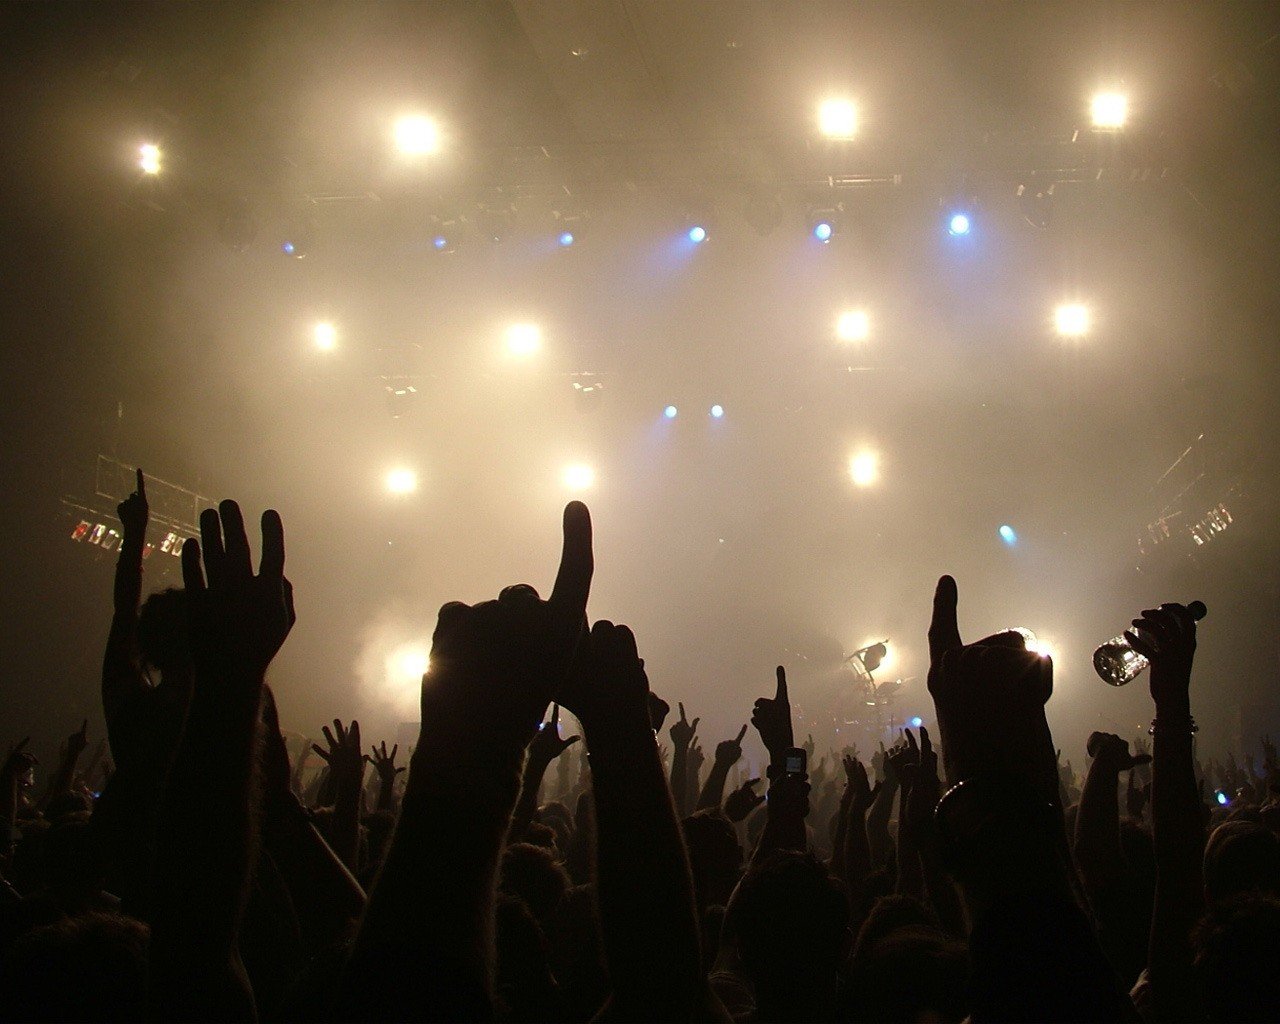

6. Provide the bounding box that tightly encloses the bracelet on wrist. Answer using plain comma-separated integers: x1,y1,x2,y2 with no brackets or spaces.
1148,714,1197,736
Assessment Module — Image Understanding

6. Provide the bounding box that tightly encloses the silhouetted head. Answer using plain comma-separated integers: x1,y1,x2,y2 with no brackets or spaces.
843,923,968,1023
136,587,191,677
1194,893,1280,1022
500,842,569,924
681,809,742,908
1204,820,1280,903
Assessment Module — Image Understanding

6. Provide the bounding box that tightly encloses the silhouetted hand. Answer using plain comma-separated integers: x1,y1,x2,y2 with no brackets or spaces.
669,703,699,750
751,666,795,762
557,618,652,746
842,755,881,813
1124,602,1199,712
66,719,89,761
688,737,705,777
312,719,367,784
715,725,748,768
181,501,296,683
1086,732,1152,772
423,503,593,763
117,468,148,541
529,704,580,764
647,691,670,734
369,741,407,785
724,777,764,822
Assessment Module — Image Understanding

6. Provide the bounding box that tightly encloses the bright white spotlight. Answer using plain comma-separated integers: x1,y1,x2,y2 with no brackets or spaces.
505,322,542,356
385,468,418,495
909,715,924,729
558,231,575,247
395,115,442,155
562,463,595,492
813,221,833,242
849,450,879,487
139,144,161,175
836,310,870,342
688,225,707,244
999,524,1018,545
392,645,430,680
948,212,971,236
1024,636,1058,662
313,322,337,351
663,405,678,420
1090,92,1128,129
1054,303,1090,338
709,404,725,419
818,98,857,139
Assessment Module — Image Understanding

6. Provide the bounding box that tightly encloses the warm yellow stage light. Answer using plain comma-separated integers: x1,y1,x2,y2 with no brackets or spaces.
836,310,870,342
395,115,442,155
505,322,542,356
849,450,879,488
818,99,857,139
1090,92,1128,129
139,144,161,175
313,322,337,351
385,468,418,494
1054,303,1090,337
561,463,595,492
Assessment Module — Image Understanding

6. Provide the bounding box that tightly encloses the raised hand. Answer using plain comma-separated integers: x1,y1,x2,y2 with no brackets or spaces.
669,702,699,750
1124,602,1200,712
423,502,592,764
715,724,748,768
66,719,89,761
1086,731,1152,772
751,666,795,763
181,500,295,682
647,691,671,734
687,737,705,776
724,777,765,822
117,467,148,540
528,704,581,764
312,719,367,781
842,755,881,813
369,740,407,784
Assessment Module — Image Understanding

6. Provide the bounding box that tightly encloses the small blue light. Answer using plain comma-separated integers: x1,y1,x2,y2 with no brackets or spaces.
663,405,678,420
948,213,971,236
433,235,448,250
999,524,1018,545
709,404,724,419
281,241,295,255
1216,790,1229,806
910,716,923,729
688,225,707,244
558,231,574,247
813,221,833,242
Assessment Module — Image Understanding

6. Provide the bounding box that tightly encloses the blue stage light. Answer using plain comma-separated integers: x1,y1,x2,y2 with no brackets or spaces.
910,716,923,729
281,241,296,255
813,221,833,242
709,404,724,419
999,524,1018,545
433,235,448,250
663,405,678,420
558,231,574,247
948,212,971,236
1216,790,1230,806
688,225,707,244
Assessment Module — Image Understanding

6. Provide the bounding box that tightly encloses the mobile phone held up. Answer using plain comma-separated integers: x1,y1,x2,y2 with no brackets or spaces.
782,747,807,781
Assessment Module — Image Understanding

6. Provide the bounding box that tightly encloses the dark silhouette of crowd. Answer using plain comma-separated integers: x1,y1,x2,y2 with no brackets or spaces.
2,470,1279,1022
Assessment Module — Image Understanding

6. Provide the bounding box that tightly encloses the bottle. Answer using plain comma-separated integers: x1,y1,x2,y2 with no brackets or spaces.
1092,601,1207,686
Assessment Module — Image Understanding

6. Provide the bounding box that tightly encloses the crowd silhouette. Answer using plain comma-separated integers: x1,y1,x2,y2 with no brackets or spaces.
1,469,1278,1022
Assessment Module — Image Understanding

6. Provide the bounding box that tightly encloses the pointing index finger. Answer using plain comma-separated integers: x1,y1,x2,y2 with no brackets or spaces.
550,501,593,618
775,665,789,703
135,468,145,498
736,724,748,743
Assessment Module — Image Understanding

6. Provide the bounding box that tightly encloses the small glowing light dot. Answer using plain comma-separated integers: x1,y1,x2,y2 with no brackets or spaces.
313,322,337,351
1055,303,1090,337
849,450,879,487
999,524,1018,545
139,144,161,175
433,235,448,250
386,468,418,495
562,463,595,491
558,231,575,247
395,115,441,155
688,225,707,244
813,221,833,242
505,322,542,356
1090,92,1128,129
910,716,923,729
818,98,857,139
836,310,870,342
663,405,678,420
1216,790,1229,806
948,212,971,236
709,404,725,419
281,241,296,256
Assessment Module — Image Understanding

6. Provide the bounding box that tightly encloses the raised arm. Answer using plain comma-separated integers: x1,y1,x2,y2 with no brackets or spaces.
367,741,406,814
510,703,579,842
336,502,593,1022
309,719,366,872
697,725,747,811
751,667,808,857
668,702,698,817
1074,732,1149,898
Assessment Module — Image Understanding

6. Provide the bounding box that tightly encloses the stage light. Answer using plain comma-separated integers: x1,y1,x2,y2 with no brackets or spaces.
558,231,575,247
385,468,418,495
688,225,707,244
910,716,923,729
392,646,430,681
562,463,595,492
999,524,1018,545
395,115,441,155
433,235,448,250
948,212,971,236
1024,636,1057,662
836,310,870,343
709,404,725,419
1215,790,1230,806
1055,303,1090,337
813,221,833,243
313,322,337,351
849,450,879,487
818,98,857,139
139,143,161,175
505,322,542,356
1090,92,1128,129
663,405,678,420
